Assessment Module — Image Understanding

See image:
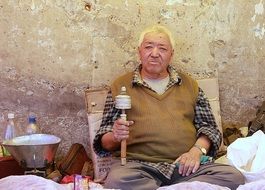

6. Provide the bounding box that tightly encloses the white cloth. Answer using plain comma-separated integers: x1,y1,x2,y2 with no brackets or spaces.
156,181,230,190
2,175,265,190
0,175,118,190
0,175,71,190
227,130,265,183
237,179,265,190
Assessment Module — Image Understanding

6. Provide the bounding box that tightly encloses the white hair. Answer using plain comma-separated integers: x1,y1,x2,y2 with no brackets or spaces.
138,25,175,49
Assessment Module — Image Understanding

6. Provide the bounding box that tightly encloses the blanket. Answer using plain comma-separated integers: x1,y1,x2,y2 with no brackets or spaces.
1,175,265,190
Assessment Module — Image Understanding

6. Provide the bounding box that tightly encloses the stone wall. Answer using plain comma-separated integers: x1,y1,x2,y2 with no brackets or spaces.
0,0,265,156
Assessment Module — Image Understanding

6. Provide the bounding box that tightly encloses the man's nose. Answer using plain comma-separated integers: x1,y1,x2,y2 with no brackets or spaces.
151,47,159,57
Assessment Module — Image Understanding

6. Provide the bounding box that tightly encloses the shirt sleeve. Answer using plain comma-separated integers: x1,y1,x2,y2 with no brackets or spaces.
194,87,222,157
93,90,121,157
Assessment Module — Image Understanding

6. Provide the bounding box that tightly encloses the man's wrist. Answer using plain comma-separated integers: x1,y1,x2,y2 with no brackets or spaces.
193,144,207,155
111,132,121,143
101,132,121,151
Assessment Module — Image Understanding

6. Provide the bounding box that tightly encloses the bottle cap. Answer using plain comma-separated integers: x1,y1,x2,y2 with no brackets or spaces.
7,113,15,119
28,115,36,123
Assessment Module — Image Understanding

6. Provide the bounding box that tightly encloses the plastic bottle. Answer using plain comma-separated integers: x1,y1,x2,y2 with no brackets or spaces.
26,115,40,134
3,113,17,156
0,113,5,157
4,113,16,140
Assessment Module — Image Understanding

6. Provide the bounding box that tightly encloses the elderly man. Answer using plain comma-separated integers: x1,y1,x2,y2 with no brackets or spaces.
93,25,244,190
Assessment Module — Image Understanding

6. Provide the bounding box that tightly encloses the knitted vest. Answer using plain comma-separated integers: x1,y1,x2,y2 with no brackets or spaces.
111,72,199,163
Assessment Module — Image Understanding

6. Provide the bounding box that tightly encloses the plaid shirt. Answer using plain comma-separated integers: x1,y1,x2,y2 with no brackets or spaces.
93,65,222,179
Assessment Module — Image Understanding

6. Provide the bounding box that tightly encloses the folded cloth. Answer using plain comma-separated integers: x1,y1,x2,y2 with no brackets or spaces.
200,155,213,164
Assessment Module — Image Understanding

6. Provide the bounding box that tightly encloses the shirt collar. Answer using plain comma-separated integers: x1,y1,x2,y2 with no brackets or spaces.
132,64,182,87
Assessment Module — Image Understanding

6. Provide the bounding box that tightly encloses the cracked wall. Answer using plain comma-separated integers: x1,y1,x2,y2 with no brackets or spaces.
0,0,265,156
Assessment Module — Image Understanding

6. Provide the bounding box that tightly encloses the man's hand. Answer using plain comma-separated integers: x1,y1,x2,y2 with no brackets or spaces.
101,119,134,151
173,147,202,176
112,118,134,142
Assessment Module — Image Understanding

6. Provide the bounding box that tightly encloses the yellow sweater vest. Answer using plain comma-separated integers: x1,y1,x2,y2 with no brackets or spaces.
111,72,199,163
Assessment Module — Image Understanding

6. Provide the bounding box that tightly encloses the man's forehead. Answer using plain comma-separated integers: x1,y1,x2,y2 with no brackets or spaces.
144,32,169,39
142,32,171,44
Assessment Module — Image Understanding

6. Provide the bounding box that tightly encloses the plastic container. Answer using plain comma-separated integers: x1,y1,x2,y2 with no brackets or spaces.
26,115,40,134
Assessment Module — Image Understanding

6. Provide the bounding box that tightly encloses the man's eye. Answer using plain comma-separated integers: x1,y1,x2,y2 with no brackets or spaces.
145,46,153,49
159,47,167,51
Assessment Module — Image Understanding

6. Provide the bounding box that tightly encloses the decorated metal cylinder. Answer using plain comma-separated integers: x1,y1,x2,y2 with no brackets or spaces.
115,86,131,110
115,86,131,165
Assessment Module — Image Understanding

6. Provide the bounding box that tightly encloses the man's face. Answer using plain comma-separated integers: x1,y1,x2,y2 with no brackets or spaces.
138,32,174,79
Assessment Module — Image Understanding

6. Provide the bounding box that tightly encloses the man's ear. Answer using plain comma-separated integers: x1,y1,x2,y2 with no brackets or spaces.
169,49,174,64
138,46,141,56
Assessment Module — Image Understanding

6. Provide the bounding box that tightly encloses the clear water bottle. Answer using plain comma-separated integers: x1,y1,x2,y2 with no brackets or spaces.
4,113,16,140
0,113,6,157
3,113,17,156
26,115,40,134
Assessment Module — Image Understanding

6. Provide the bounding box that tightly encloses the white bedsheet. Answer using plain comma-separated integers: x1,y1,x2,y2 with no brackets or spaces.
0,175,112,190
237,180,265,190
157,180,265,190
1,175,265,190
0,175,71,190
157,181,230,190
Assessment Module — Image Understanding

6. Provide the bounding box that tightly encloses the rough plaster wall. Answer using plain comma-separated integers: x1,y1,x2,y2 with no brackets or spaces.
0,0,265,157
212,0,265,129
